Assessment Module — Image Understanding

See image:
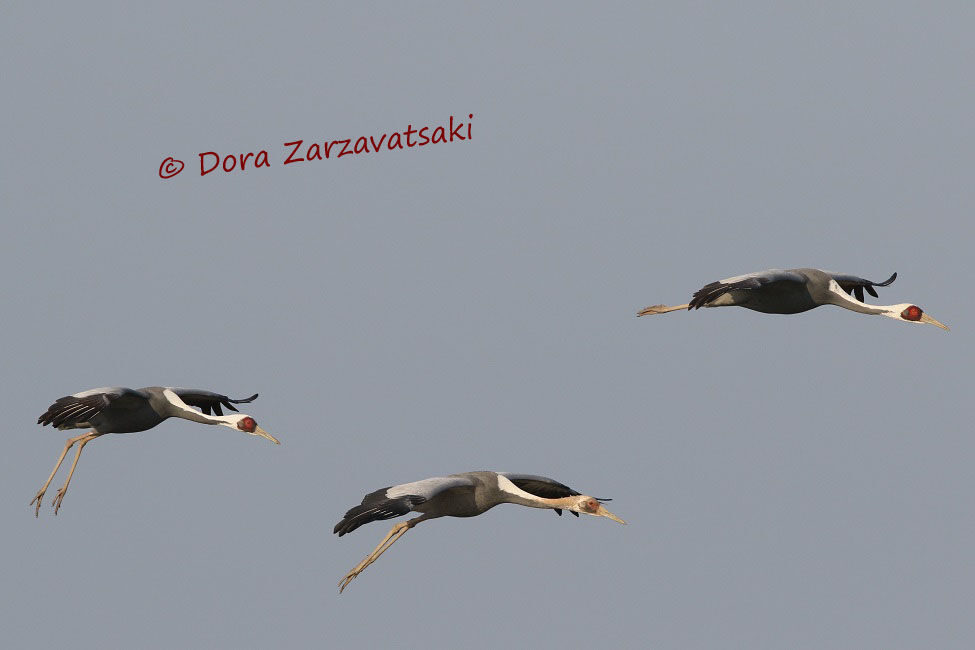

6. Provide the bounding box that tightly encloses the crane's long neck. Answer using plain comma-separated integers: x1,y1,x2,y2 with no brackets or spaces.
495,475,579,511
159,389,237,426
823,280,893,316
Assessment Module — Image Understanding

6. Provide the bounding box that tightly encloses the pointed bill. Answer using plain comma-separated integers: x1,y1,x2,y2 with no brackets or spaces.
596,504,626,525
920,313,949,331
254,426,281,444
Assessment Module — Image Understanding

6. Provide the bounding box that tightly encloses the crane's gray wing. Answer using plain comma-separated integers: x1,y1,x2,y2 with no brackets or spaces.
169,388,258,416
828,271,897,302
501,473,585,517
333,476,473,536
688,269,807,309
37,387,147,429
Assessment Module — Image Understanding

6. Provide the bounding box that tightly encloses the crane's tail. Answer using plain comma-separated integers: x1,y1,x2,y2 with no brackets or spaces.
637,303,691,317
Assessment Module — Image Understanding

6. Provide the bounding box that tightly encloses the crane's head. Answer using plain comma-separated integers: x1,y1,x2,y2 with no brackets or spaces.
228,415,280,444
568,496,626,524
884,304,949,331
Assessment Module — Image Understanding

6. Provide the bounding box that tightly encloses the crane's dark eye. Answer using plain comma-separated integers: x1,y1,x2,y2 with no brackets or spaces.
586,499,599,512
238,417,257,432
901,305,923,321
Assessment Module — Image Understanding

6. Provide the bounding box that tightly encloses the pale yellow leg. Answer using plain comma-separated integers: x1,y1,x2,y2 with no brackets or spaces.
50,432,103,515
637,303,691,316
338,520,414,593
30,431,96,517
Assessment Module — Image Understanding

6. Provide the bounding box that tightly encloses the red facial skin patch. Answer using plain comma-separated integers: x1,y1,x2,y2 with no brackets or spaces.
901,306,923,321
238,417,257,432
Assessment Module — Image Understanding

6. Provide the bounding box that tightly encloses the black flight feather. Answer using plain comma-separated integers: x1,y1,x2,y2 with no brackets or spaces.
174,390,258,416
333,487,426,536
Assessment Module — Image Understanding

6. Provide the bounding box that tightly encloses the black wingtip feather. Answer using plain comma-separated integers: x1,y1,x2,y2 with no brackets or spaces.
37,395,105,429
877,272,897,287
333,488,424,537
213,394,257,415
839,272,896,302
688,276,768,310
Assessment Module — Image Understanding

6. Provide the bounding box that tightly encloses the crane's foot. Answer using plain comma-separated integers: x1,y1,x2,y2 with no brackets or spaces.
338,547,385,593
636,303,690,316
338,567,363,594
337,521,411,594
29,489,47,518
51,486,69,516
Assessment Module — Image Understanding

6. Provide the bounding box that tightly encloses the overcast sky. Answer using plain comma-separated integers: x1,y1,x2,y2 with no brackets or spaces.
3,3,973,649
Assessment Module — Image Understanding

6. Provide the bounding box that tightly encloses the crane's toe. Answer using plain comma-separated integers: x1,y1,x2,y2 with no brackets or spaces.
338,554,381,593
338,570,360,593
29,490,46,517
51,488,68,515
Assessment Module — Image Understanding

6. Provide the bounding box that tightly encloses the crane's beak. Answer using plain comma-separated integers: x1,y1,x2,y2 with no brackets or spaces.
920,313,949,331
596,504,626,525
254,426,281,444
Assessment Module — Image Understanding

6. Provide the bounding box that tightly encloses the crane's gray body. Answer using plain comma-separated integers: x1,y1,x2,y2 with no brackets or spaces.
413,471,546,518
692,267,894,314
90,388,167,433
37,386,257,434
415,472,487,518
333,471,584,536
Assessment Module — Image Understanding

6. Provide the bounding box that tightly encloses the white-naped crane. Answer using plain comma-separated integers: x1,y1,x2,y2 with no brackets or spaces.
637,268,949,330
31,386,280,516
334,470,625,593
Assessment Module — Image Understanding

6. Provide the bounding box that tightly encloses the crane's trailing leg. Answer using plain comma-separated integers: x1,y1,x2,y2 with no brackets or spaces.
637,303,691,316
30,431,99,517
50,432,103,515
339,516,424,593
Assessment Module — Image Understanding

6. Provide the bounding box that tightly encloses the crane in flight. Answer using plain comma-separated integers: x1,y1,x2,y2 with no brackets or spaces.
31,386,279,516
334,470,625,593
638,268,948,330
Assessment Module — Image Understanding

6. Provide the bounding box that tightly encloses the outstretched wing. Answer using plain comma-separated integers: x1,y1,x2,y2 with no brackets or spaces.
501,473,584,517
828,271,897,303
37,387,148,429
333,476,473,536
688,269,807,309
169,388,258,416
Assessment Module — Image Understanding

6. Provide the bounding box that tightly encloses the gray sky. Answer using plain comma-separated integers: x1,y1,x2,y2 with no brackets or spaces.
3,3,973,648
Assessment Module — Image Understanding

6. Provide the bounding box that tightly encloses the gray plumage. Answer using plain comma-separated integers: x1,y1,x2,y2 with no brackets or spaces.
686,268,896,314
37,386,258,434
31,386,276,517
637,267,947,329
334,471,593,536
334,470,624,592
